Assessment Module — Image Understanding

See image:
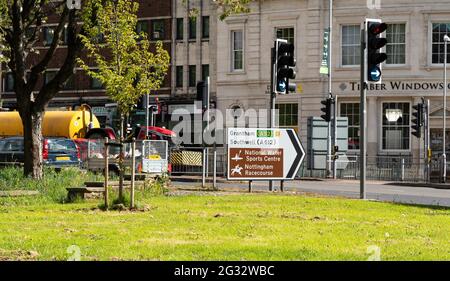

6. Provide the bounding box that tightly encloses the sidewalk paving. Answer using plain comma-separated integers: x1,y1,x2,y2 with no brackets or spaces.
169,175,450,190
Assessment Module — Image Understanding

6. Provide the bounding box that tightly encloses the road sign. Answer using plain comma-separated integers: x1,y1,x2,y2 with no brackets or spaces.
227,128,305,180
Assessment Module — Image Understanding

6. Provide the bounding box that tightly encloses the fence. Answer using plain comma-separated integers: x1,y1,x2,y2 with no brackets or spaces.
298,155,450,182
167,146,448,182
169,146,228,176
85,139,168,174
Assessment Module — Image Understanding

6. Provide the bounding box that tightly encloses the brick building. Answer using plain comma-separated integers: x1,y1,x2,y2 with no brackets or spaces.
1,0,214,131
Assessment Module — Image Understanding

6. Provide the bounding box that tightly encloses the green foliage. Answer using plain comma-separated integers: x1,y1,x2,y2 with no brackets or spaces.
78,0,170,115
0,0,9,62
184,0,252,20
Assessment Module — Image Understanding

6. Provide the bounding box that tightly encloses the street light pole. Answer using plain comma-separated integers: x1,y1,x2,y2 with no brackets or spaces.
442,35,450,183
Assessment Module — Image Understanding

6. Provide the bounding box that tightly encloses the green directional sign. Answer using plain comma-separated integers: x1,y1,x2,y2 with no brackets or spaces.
320,29,330,75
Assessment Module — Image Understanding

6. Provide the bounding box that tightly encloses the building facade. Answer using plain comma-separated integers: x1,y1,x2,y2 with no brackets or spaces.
215,0,450,161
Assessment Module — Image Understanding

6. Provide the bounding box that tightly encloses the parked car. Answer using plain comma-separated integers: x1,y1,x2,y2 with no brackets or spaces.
0,137,81,168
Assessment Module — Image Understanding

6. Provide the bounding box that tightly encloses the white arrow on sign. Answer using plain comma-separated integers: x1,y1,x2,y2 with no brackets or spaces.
285,129,305,178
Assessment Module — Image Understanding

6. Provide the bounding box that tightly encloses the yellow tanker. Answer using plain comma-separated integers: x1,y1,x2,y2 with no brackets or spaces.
0,110,100,139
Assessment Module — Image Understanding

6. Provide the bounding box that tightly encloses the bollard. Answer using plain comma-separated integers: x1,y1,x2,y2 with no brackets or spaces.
401,158,405,182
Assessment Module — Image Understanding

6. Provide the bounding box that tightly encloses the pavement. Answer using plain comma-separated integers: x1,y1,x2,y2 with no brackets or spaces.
169,176,450,207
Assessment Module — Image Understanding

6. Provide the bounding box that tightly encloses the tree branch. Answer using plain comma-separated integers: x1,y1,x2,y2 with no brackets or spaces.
27,6,69,93
35,8,83,112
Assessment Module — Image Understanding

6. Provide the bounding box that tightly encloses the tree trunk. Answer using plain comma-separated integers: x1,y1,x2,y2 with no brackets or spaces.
21,108,44,179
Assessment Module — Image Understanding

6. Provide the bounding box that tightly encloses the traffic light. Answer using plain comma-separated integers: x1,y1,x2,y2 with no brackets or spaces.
274,39,296,94
196,80,209,110
320,97,333,122
366,19,387,83
412,103,424,138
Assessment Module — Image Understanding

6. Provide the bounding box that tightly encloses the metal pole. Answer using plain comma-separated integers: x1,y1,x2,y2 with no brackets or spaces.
269,46,276,192
248,180,252,193
146,94,149,139
213,145,217,190
333,96,338,179
202,147,206,188
104,138,109,209
401,158,405,182
426,99,431,183
130,139,136,209
424,99,428,182
443,36,449,183
328,0,334,179
360,27,367,199
119,115,124,202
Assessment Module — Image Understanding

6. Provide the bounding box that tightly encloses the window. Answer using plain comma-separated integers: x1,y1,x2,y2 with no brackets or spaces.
276,27,295,44
432,23,450,64
340,103,360,150
231,30,244,71
202,64,209,81
5,73,14,92
45,71,74,90
63,73,75,90
382,102,410,150
43,27,55,46
202,16,210,39
176,66,183,88
44,71,57,85
341,25,360,66
189,17,197,39
137,20,149,39
91,77,103,89
176,18,184,40
189,65,196,87
152,20,165,40
275,103,298,130
386,24,406,64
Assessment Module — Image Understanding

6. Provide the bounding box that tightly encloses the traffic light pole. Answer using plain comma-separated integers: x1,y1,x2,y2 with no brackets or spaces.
360,27,367,200
269,46,276,192
424,99,430,183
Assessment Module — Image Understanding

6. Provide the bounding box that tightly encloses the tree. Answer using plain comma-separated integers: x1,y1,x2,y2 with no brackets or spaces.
77,0,170,203
183,0,251,20
0,0,83,179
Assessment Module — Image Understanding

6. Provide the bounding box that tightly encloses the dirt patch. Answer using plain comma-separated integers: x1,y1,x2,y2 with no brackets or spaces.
0,250,39,261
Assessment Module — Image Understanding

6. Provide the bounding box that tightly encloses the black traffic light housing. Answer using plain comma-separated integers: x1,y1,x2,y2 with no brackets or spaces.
412,103,424,138
274,39,296,94
366,20,387,83
320,97,334,122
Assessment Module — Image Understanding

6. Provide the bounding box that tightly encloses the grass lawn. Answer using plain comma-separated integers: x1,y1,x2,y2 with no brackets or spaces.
0,191,449,261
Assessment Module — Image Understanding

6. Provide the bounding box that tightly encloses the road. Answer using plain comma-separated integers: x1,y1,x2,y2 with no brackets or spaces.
170,178,450,207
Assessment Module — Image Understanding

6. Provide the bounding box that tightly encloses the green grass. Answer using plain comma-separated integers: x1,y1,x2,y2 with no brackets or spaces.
0,167,103,205
0,192,448,261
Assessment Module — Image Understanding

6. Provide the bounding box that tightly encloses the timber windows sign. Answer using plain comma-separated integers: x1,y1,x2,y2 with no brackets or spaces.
343,81,450,92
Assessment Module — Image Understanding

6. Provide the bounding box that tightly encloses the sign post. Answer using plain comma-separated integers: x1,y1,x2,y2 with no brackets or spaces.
227,128,305,181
